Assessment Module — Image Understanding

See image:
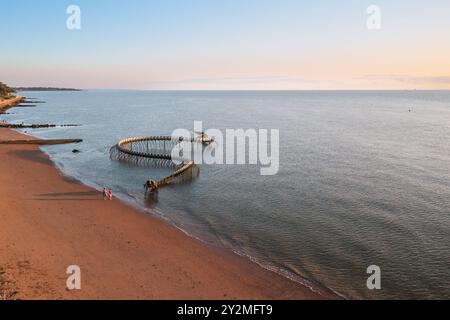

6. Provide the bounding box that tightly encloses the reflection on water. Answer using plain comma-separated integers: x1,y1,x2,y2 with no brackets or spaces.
145,191,158,206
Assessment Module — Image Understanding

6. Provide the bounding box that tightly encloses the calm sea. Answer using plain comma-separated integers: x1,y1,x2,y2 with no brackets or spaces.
5,90,450,299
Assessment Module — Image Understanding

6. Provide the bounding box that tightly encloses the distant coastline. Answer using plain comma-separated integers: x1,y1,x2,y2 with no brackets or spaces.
13,87,82,92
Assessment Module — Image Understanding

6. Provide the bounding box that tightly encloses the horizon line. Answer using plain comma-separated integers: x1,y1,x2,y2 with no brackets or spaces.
14,87,450,92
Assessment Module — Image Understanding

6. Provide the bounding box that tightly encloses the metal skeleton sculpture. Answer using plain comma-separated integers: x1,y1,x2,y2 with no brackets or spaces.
110,134,213,193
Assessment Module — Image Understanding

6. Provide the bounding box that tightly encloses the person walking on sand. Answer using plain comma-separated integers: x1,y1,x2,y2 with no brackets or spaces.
108,188,113,200
102,187,108,200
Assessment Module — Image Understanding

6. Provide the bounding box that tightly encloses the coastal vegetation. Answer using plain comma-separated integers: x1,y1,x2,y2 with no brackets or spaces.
0,82,15,99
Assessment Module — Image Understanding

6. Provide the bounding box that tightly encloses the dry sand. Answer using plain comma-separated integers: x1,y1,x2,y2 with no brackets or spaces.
0,128,326,300
0,96,23,110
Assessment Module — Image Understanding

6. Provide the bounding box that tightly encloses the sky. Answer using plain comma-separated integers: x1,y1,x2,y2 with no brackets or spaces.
1,0,450,90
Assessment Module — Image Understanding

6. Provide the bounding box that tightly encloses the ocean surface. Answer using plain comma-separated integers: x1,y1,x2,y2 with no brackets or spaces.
4,90,450,299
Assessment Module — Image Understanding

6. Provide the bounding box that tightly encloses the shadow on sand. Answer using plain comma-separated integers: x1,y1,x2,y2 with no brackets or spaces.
8,149,53,166
33,191,102,201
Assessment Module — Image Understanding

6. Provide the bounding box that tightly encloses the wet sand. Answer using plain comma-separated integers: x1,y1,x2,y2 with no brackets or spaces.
0,128,326,300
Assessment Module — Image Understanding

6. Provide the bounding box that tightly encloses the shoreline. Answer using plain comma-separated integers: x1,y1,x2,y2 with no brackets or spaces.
0,126,328,299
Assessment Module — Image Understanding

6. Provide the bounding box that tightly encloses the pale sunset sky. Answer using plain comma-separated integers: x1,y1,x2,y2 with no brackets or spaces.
1,0,450,90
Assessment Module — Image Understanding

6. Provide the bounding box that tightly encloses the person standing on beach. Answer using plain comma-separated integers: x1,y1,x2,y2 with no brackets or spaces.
108,188,113,200
102,188,108,200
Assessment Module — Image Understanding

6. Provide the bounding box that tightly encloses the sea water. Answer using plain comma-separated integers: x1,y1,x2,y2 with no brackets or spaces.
4,90,450,299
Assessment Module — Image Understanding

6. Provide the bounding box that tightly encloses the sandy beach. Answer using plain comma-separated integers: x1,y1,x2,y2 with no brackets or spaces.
0,96,23,112
0,127,325,300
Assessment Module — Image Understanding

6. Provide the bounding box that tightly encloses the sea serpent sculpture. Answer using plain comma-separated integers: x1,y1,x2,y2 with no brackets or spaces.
110,135,213,193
